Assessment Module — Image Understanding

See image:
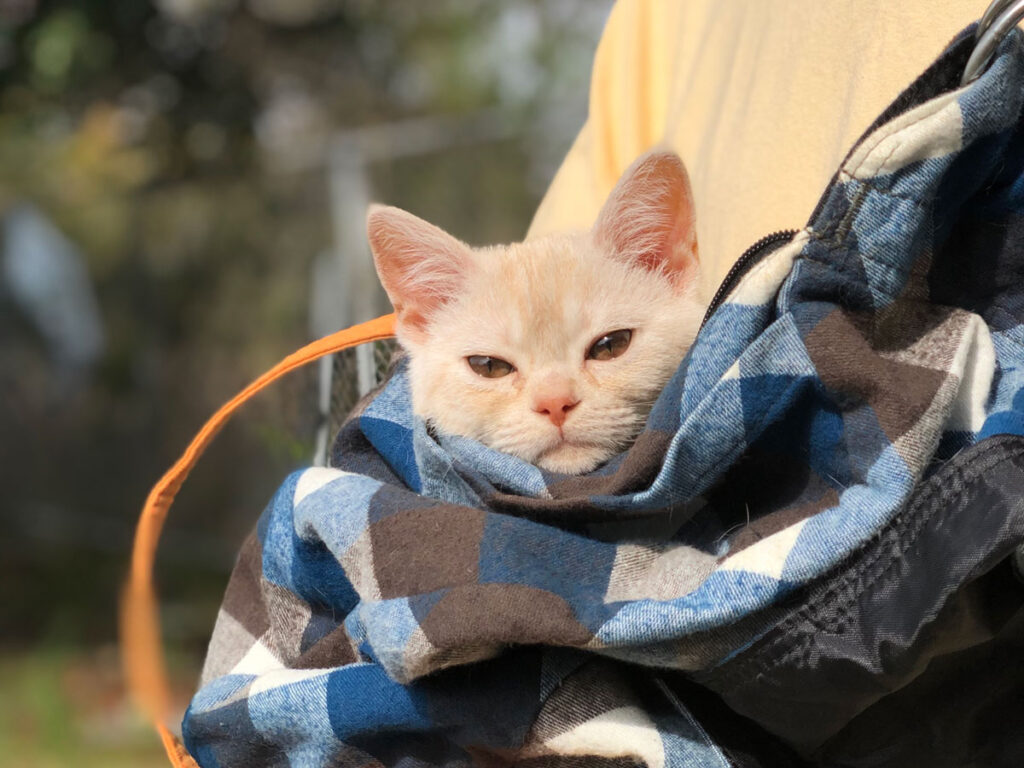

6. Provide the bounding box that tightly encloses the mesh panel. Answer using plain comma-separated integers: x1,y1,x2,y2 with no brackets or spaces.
327,338,399,438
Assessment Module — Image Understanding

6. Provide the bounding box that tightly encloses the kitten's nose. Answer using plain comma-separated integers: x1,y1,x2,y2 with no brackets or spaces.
533,393,580,427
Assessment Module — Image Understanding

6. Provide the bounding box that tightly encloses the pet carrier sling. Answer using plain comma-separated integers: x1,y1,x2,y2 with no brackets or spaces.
125,12,1024,768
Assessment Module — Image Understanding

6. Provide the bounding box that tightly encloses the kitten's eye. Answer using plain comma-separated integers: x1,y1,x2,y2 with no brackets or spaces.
587,329,632,361
467,355,515,378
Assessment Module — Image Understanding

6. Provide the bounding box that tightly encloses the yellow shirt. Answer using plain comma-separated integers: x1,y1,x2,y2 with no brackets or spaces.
528,0,982,299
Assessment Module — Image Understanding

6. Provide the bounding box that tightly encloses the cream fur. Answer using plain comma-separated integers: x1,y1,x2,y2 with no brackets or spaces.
368,150,703,474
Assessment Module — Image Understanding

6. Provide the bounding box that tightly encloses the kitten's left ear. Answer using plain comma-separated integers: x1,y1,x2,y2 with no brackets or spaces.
593,150,698,285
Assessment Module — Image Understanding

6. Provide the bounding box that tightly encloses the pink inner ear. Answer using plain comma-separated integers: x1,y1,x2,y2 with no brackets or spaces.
366,205,470,338
594,151,698,283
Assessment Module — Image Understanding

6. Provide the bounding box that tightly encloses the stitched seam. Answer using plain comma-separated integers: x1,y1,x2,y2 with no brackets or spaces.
803,186,926,275
851,140,903,192
799,249,916,280
654,678,732,768
845,87,958,183
832,184,871,244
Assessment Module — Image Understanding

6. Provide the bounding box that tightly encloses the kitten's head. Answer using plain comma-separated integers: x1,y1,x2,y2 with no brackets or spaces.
367,150,701,474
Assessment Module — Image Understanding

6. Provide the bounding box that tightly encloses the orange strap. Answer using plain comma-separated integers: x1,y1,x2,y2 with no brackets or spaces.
121,313,396,766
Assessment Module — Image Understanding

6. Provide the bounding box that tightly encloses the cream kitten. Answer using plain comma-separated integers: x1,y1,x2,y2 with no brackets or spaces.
366,150,702,474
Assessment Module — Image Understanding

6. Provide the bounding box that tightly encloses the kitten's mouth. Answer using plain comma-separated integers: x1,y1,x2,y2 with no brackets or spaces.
535,438,614,474
537,432,610,457
542,431,583,451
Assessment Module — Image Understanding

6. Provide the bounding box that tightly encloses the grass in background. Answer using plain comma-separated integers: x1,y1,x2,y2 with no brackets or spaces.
0,645,199,768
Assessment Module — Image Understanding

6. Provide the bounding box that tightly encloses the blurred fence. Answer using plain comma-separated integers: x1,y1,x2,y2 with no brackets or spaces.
309,110,521,464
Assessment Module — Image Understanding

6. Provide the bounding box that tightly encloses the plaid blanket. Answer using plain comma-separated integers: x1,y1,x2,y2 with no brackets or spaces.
184,28,1024,767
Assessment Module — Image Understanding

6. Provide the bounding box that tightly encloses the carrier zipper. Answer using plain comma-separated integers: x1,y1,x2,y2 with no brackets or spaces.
700,229,798,328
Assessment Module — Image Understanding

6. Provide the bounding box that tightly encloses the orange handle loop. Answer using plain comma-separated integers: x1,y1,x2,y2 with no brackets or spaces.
121,314,396,766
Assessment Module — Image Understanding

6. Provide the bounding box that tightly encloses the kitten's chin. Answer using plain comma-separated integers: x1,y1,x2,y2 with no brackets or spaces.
533,442,614,475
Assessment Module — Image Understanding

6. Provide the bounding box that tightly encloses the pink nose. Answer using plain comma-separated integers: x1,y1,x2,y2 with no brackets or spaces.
532,394,579,427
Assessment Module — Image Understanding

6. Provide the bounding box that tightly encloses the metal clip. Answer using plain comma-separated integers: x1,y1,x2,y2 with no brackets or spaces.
963,0,1024,85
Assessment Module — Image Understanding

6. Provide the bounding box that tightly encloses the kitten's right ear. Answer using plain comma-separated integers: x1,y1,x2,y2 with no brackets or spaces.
366,204,471,342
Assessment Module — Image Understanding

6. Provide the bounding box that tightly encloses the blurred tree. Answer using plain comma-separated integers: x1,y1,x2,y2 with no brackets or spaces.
0,0,611,655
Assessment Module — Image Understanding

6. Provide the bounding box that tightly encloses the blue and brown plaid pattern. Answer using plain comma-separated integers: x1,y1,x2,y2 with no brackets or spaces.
184,28,1024,767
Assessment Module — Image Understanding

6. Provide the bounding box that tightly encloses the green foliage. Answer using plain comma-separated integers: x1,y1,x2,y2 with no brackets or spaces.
26,7,114,92
0,648,195,767
0,0,610,753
